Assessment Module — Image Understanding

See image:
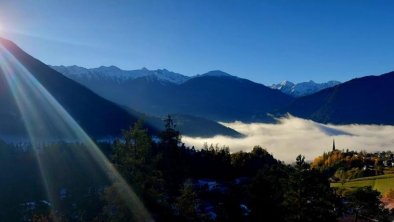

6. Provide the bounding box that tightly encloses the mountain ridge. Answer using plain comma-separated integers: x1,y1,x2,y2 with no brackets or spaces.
0,38,241,139
51,65,190,84
282,71,394,125
0,37,156,138
54,65,293,123
271,80,341,97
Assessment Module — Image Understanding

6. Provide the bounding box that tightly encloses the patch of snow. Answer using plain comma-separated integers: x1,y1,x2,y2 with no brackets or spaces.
271,80,340,97
51,65,190,84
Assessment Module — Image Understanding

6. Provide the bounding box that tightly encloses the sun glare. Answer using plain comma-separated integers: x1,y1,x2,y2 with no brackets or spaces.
0,45,154,221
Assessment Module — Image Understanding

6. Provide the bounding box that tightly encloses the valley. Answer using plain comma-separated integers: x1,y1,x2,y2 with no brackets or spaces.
1,1,394,220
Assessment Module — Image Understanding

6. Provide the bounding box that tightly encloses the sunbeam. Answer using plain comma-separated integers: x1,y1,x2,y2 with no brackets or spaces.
0,45,153,221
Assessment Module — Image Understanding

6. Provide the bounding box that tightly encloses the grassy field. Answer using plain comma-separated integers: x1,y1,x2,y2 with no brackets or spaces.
331,174,394,195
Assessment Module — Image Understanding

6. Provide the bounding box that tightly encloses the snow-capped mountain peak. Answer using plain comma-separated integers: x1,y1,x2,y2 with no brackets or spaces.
51,65,190,84
272,80,295,90
151,69,190,84
271,80,340,97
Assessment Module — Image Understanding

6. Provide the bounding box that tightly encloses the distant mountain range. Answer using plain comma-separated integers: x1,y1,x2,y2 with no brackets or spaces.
50,65,240,85
52,66,341,98
0,39,242,139
282,71,394,125
271,80,341,97
53,66,293,123
54,65,394,127
4,38,393,141
52,65,190,84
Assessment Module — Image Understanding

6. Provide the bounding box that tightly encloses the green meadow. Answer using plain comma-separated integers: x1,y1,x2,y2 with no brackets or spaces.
331,174,394,195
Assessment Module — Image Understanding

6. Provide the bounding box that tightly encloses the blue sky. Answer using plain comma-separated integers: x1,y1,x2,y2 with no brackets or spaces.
1,0,394,85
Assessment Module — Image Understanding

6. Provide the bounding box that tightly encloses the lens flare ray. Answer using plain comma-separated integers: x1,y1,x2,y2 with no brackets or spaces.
0,45,153,221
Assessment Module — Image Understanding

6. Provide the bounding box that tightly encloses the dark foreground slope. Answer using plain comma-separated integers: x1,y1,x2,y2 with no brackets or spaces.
0,38,151,138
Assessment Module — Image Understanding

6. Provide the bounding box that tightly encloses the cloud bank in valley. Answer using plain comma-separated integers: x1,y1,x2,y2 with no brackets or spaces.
182,116,394,163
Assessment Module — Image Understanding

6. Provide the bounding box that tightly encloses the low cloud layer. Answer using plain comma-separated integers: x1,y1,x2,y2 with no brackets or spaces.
182,116,394,163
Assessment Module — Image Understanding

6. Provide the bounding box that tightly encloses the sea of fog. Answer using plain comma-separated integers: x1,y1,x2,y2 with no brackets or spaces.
182,115,394,163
